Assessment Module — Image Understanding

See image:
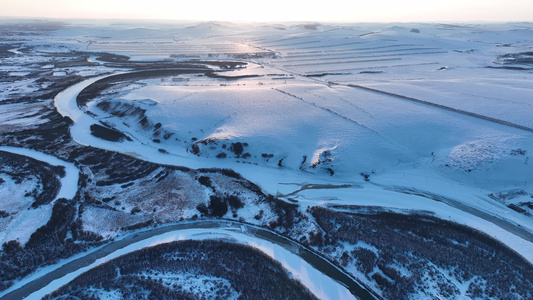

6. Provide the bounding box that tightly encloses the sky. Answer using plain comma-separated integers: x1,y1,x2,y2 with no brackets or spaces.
2,0,533,23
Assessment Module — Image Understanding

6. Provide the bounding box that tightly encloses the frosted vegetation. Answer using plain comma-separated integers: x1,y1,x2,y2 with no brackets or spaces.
43,240,318,300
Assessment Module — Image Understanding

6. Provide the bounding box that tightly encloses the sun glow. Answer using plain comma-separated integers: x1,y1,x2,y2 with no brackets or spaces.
1,0,533,22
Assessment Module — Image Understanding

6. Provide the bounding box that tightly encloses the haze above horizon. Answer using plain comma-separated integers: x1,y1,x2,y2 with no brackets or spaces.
2,0,533,23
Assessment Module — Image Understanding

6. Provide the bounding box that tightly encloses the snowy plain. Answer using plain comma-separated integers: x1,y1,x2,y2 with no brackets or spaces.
1,20,533,299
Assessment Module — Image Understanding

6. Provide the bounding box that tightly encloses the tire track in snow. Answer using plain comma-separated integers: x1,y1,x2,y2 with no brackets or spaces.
273,88,381,134
283,48,442,62
283,57,402,68
333,82,533,133
273,88,411,153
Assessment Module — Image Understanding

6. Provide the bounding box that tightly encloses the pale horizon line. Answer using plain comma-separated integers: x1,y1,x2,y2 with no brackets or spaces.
1,15,532,25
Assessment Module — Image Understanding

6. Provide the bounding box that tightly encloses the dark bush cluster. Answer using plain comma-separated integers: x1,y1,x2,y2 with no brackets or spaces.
229,142,244,156
267,196,306,233
197,176,212,188
197,194,244,218
196,168,243,180
89,123,131,142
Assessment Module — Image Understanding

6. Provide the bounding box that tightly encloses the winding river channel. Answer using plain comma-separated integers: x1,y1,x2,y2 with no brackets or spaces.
0,69,377,299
